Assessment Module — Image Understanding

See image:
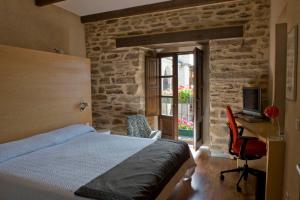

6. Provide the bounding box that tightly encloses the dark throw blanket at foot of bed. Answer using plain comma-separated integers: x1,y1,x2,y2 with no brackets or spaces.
75,139,190,200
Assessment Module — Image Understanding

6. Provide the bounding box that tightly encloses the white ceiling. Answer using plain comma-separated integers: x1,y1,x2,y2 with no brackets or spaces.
55,0,171,16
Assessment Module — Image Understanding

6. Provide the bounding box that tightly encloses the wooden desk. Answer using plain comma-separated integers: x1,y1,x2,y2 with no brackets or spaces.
236,118,285,200
236,118,275,142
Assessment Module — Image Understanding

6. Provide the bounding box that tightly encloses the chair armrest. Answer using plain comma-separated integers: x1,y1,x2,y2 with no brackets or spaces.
237,126,244,136
150,130,162,139
239,136,258,158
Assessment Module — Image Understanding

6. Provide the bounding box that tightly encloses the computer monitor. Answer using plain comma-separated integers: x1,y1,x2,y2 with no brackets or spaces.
242,87,262,116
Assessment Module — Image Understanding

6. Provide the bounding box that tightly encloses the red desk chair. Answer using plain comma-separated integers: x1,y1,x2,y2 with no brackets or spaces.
220,106,267,192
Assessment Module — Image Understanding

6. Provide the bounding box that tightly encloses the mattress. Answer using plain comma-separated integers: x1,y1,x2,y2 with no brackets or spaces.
0,124,194,200
0,124,154,199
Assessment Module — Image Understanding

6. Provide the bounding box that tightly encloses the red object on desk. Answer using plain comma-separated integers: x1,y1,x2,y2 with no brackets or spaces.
264,105,279,119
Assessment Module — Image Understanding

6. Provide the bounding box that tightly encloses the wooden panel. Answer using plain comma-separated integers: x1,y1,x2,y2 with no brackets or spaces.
145,57,160,116
265,139,285,200
146,88,160,115
159,116,176,137
274,23,287,132
81,0,234,23
194,48,203,149
0,45,92,143
35,0,65,6
116,26,244,48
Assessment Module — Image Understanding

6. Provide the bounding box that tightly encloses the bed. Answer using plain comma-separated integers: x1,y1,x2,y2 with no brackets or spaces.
0,124,195,200
0,45,195,200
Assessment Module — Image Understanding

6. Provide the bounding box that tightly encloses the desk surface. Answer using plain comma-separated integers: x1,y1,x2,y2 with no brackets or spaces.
235,118,276,141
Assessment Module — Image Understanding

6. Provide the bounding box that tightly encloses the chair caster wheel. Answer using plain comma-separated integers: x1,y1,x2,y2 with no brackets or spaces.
220,174,224,181
236,186,242,192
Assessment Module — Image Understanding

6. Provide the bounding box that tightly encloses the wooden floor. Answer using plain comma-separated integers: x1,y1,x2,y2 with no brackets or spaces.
168,150,256,200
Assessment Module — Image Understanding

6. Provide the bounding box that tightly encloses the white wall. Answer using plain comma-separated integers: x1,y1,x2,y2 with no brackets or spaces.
0,0,86,57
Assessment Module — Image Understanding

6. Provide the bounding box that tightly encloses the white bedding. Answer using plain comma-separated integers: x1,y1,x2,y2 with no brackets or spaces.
0,124,154,200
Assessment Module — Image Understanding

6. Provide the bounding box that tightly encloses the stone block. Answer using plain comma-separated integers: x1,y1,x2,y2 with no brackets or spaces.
106,89,124,94
112,77,135,84
119,26,132,32
98,87,105,94
94,94,107,100
125,53,139,60
106,54,120,60
126,85,138,95
101,66,114,73
99,78,110,84
112,119,123,125
94,118,110,125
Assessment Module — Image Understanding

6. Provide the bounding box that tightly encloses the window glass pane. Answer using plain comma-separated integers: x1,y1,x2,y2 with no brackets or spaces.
178,54,194,91
161,78,173,96
178,54,194,103
161,98,173,116
161,57,173,76
178,54,195,140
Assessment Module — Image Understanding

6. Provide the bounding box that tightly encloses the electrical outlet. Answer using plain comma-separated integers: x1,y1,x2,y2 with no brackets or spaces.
296,119,300,131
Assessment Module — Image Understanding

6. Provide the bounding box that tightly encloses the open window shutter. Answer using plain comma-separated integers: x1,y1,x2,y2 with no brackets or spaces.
145,56,160,116
194,48,204,150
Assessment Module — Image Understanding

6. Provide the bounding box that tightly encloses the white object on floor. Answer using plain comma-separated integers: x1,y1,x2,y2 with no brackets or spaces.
188,145,230,159
188,145,212,159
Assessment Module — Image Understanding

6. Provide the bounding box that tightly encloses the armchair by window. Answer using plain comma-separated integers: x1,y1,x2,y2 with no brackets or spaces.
127,115,161,139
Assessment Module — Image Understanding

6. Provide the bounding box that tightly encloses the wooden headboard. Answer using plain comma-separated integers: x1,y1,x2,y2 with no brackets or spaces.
0,45,92,143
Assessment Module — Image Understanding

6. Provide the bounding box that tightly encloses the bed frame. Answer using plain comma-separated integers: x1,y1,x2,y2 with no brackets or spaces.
0,45,92,143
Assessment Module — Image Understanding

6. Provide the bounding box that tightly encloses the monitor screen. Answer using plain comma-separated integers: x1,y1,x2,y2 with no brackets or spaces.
243,87,261,116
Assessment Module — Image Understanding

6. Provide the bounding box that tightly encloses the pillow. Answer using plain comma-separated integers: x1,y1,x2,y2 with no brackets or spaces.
50,124,96,144
0,124,95,163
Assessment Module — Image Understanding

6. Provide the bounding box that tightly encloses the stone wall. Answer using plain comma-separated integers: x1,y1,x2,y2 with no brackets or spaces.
85,0,270,151
89,47,147,133
209,39,269,151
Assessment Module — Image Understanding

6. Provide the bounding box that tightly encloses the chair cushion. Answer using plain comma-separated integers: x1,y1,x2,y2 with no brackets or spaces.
127,115,152,138
234,139,267,158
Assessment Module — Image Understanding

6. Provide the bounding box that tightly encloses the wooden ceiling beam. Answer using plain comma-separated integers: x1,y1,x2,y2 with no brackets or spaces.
116,25,244,48
81,0,238,23
35,0,65,7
